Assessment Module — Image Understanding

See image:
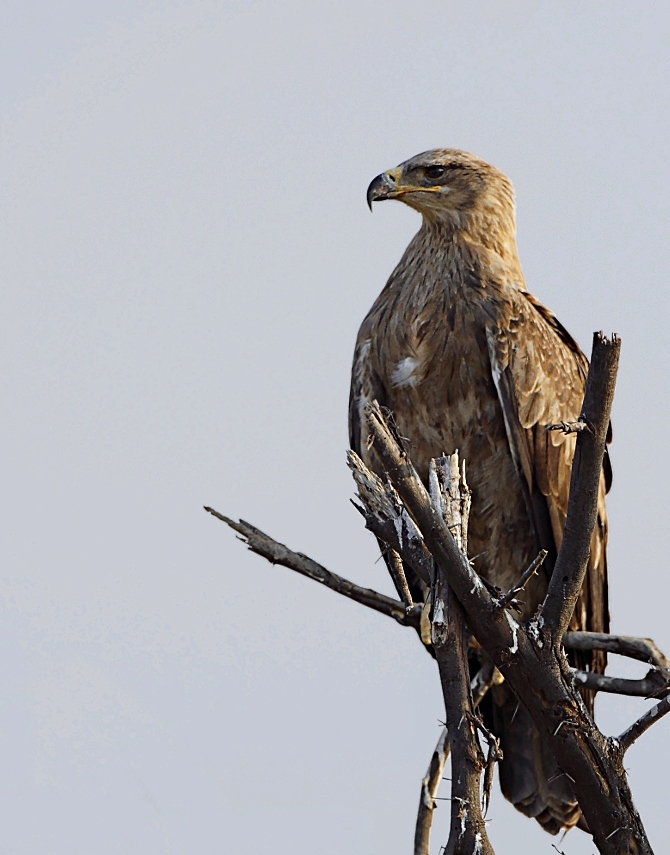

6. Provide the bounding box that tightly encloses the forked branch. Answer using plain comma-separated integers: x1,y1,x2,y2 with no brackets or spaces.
362,386,654,852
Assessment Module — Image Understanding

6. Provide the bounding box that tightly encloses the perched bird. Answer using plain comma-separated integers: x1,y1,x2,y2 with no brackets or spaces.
349,149,610,835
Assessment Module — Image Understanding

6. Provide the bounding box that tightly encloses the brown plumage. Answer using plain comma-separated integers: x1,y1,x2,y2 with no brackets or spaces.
349,149,610,835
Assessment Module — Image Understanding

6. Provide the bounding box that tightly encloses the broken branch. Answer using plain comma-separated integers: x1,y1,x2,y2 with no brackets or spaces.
618,695,670,752
414,728,449,855
348,450,433,585
364,402,495,618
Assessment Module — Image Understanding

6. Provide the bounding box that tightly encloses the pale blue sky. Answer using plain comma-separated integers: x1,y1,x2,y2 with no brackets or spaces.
2,2,669,852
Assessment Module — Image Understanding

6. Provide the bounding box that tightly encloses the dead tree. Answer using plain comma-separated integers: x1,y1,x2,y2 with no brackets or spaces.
206,333,670,855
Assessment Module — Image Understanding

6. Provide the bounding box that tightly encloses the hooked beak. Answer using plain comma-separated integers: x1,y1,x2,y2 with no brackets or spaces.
366,168,403,210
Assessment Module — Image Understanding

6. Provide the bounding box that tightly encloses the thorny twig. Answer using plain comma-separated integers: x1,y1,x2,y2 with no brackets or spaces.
497,549,548,610
469,712,503,817
414,661,501,854
470,660,500,708
415,727,449,855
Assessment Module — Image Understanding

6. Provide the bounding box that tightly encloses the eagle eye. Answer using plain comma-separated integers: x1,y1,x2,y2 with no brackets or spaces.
425,165,446,180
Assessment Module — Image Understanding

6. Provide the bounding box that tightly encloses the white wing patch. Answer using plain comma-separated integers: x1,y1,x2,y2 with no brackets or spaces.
391,356,420,388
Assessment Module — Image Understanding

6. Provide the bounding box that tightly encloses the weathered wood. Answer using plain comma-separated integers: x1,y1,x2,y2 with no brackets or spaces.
365,402,496,619
564,632,670,670
206,507,670,705
209,501,670,854
414,661,500,855
348,450,433,585
572,668,670,698
429,455,494,855
386,547,414,607
618,695,670,752
434,593,494,855
204,507,421,628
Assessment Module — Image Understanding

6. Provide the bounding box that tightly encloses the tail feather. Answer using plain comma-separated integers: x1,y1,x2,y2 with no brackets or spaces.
491,682,581,835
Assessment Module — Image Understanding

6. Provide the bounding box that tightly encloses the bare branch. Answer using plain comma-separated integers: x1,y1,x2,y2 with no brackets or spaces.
414,660,500,855
563,632,670,669
542,332,620,638
387,547,414,607
429,454,494,855
414,661,499,855
471,660,500,708
414,727,449,855
212,352,669,855
365,399,655,854
572,668,670,698
618,695,670,753
435,594,494,855
207,501,670,697
498,549,547,609
204,507,421,628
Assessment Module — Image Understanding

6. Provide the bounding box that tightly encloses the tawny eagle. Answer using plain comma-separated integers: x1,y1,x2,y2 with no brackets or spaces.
349,149,610,835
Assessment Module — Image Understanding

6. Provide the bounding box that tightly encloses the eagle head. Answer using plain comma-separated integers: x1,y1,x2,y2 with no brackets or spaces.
366,149,515,231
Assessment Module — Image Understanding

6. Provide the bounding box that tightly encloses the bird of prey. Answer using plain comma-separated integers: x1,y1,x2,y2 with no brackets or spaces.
349,149,610,835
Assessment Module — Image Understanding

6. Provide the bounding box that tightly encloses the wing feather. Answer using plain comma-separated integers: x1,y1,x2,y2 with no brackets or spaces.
487,291,609,696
